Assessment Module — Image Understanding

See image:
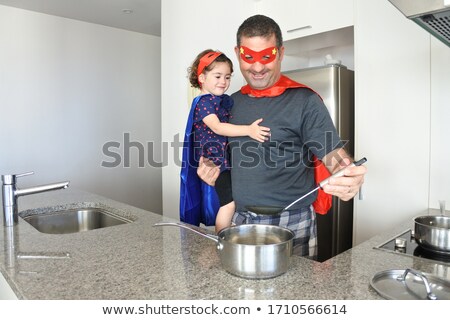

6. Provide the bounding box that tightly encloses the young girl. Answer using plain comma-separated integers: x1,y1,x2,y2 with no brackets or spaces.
183,49,270,233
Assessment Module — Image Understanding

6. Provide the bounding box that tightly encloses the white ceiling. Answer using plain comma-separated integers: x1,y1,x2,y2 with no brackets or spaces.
0,0,161,36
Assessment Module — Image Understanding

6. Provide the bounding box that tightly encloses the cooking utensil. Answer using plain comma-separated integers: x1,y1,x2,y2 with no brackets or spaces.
154,221,295,279
439,200,446,216
414,215,450,254
370,268,450,300
246,157,367,215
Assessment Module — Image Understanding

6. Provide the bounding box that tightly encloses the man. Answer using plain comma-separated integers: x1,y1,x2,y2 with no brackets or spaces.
198,15,366,258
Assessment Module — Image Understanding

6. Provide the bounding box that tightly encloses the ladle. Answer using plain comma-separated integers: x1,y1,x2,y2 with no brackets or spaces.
245,157,367,215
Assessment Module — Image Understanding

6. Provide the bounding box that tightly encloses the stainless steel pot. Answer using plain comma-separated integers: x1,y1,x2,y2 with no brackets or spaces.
414,215,450,254
154,222,295,279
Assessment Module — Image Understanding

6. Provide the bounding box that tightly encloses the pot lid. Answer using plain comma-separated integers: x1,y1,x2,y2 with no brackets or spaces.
370,269,450,300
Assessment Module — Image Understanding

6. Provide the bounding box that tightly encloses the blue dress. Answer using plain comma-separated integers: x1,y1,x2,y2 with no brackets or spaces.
179,94,233,226
192,94,233,171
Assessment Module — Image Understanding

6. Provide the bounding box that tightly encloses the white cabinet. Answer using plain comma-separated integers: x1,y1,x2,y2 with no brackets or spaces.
258,0,354,41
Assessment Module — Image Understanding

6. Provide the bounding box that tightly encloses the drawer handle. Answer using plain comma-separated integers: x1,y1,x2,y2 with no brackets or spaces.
287,25,312,33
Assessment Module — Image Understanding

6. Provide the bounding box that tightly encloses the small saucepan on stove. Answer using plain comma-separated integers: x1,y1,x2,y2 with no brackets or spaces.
154,221,295,279
414,215,450,254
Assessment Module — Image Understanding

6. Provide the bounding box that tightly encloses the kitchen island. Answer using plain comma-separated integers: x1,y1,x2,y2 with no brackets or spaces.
0,189,448,300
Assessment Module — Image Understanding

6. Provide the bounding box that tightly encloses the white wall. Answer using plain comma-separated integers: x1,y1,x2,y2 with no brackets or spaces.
353,0,431,244
161,0,256,219
429,37,450,210
0,5,162,213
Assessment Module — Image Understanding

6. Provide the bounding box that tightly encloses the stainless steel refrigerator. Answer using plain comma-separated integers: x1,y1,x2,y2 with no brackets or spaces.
285,65,355,262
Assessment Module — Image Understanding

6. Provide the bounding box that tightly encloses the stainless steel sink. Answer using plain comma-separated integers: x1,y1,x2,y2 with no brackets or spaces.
22,208,132,234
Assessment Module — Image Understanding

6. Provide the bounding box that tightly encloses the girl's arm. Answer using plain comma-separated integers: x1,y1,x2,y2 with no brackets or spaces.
202,114,270,143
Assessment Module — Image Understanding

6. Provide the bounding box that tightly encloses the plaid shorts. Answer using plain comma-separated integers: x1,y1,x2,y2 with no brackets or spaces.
232,205,317,259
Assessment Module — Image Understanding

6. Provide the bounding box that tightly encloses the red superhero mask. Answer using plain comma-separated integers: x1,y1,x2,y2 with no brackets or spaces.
239,46,278,64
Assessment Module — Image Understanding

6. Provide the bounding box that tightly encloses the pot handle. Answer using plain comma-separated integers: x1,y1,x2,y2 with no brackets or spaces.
154,222,219,244
396,268,437,300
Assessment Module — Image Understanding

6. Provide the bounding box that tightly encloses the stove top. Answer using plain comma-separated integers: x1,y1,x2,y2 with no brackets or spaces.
375,229,450,265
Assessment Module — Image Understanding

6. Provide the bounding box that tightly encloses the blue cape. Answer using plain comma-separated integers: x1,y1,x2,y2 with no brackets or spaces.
179,95,220,226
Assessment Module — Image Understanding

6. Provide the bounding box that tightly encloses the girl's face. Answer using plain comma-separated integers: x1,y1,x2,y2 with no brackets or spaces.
199,62,231,96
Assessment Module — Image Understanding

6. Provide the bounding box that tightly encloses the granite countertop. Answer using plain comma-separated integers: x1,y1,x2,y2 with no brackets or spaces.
1,189,449,300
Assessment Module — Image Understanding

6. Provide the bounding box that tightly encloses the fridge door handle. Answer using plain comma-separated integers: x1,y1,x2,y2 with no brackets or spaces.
358,185,364,200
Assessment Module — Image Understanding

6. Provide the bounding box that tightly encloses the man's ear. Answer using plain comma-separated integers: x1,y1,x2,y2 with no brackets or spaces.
234,46,240,59
278,46,285,62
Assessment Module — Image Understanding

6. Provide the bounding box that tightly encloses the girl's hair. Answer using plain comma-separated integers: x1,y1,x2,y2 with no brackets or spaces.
188,49,233,89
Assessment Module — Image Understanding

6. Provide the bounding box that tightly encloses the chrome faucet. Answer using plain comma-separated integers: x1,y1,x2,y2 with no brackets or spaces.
1,172,69,227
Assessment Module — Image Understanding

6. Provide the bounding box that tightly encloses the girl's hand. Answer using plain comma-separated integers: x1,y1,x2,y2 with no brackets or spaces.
197,156,220,186
249,118,271,142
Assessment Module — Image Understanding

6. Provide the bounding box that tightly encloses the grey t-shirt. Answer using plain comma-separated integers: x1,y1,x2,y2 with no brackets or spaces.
229,87,343,211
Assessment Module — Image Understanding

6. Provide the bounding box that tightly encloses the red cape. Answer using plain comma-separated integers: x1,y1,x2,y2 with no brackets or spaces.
241,75,332,215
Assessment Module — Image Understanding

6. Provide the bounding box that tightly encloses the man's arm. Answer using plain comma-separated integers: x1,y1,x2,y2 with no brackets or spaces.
198,146,367,200
321,148,367,201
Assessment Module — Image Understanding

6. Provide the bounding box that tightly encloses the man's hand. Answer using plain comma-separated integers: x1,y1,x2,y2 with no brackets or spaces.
197,156,220,186
322,149,367,201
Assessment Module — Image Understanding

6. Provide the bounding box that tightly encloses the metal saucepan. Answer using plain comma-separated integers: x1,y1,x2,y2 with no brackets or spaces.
154,222,295,279
414,215,450,254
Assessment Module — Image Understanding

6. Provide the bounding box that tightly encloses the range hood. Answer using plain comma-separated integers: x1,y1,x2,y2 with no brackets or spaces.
388,0,450,47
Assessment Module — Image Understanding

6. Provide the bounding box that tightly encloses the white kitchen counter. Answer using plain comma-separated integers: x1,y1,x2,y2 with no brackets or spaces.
1,189,448,299
0,271,17,299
